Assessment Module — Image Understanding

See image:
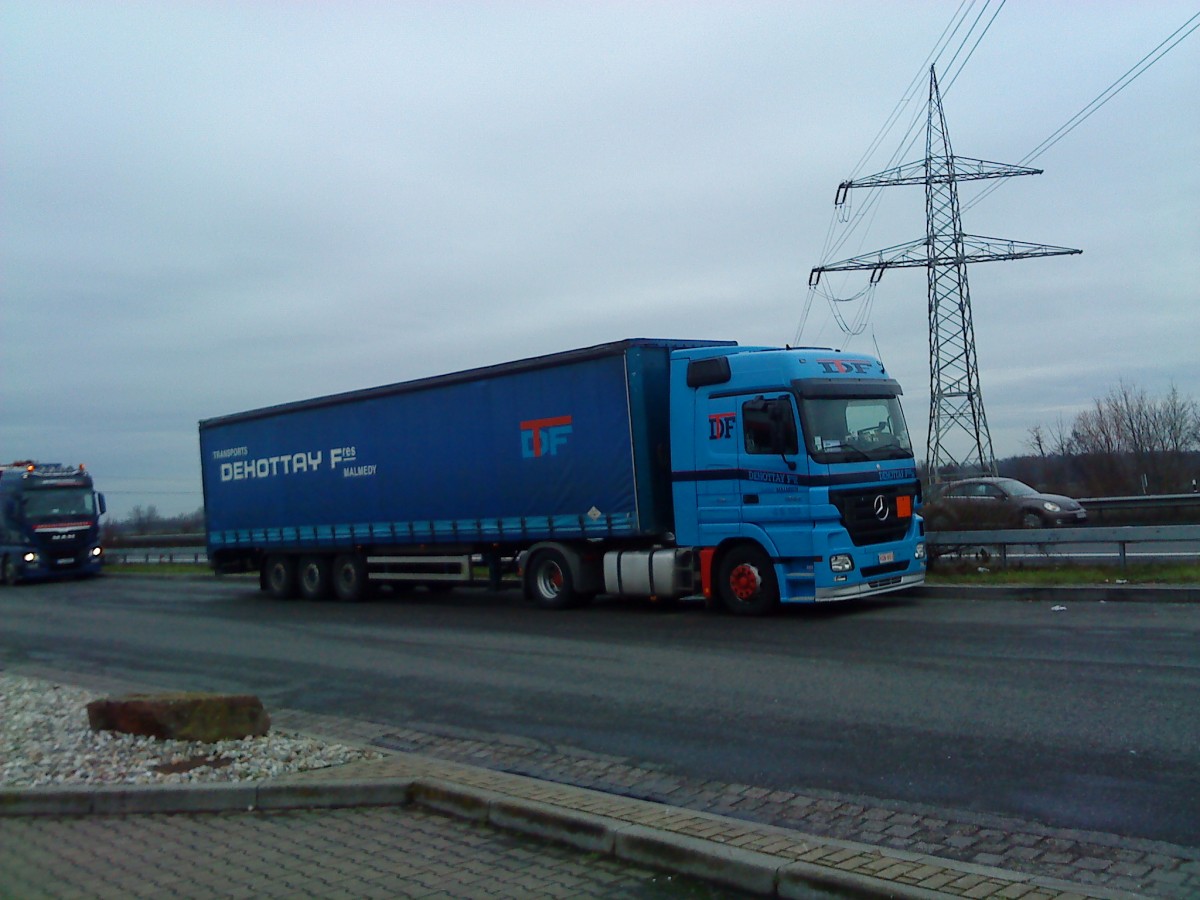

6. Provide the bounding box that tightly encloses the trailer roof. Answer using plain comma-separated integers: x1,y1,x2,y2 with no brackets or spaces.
199,337,734,429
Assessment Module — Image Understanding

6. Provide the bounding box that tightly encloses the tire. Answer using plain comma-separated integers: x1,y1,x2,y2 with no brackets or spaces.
263,555,297,599
1020,511,1045,529
524,548,579,609
332,554,368,602
1,556,19,587
298,555,332,601
716,545,780,616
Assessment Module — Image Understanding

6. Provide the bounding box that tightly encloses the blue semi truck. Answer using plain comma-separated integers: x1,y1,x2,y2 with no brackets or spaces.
199,339,925,614
0,461,106,584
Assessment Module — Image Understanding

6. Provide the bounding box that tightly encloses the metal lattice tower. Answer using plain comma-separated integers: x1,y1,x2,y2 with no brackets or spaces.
809,66,1080,483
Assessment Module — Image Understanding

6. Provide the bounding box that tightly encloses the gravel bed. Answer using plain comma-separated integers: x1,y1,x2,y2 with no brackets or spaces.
1,673,383,787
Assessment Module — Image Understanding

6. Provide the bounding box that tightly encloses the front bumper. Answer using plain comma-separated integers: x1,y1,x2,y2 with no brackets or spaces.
815,569,925,601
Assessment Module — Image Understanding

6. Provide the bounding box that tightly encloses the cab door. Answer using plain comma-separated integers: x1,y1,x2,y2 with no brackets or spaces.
737,394,806,536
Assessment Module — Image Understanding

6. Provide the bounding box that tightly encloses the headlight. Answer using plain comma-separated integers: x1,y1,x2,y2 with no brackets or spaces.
1042,501,1061,512
915,543,926,560
830,554,854,573
90,546,104,558
22,551,38,564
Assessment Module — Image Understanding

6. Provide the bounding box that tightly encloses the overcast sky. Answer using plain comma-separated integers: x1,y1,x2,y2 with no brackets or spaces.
3,1,1197,520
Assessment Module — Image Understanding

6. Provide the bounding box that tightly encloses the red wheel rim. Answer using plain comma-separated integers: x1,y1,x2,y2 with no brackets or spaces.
729,563,760,601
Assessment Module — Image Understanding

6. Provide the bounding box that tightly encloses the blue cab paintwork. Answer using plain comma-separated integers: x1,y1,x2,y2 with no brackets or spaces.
668,345,924,601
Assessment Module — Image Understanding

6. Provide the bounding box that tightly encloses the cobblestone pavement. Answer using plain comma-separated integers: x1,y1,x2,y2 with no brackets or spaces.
0,806,745,899
277,708,1200,900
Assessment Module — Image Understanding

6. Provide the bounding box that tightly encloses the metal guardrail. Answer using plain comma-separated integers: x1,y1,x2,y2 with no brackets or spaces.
107,551,209,565
927,524,1200,569
1078,493,1200,522
103,533,205,548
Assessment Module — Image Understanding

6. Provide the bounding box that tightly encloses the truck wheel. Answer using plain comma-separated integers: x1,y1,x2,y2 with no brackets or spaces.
263,555,297,599
716,546,780,616
332,554,368,602
2,556,19,587
525,549,579,610
298,555,332,601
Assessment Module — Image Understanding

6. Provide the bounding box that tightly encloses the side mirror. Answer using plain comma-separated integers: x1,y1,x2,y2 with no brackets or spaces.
96,493,107,516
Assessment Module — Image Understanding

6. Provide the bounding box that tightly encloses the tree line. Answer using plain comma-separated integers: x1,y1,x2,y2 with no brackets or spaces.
1013,382,1199,497
103,505,204,542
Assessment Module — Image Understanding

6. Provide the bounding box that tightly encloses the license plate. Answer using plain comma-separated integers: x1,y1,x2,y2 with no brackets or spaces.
57,557,75,565
877,551,894,564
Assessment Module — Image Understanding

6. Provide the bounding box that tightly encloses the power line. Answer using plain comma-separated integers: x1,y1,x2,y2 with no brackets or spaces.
963,11,1200,213
803,2,1005,353
816,1,1005,282
939,0,1006,94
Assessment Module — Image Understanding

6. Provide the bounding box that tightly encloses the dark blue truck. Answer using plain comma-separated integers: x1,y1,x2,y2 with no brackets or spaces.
199,339,925,614
0,461,106,584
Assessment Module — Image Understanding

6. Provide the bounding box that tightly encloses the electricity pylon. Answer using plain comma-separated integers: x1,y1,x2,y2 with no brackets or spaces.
809,66,1080,483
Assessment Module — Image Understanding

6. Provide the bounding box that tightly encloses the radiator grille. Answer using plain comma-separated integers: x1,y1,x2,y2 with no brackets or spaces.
829,486,912,546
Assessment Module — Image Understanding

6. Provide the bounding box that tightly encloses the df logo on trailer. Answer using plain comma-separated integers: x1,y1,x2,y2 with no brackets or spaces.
521,415,573,458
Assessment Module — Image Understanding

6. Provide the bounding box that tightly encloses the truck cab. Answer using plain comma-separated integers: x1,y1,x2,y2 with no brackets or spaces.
0,462,106,584
670,346,924,613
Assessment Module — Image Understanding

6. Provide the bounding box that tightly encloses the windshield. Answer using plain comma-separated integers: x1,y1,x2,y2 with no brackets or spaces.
798,395,914,464
23,488,96,519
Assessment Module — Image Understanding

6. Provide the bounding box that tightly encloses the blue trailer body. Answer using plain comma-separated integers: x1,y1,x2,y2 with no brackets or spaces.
200,340,728,560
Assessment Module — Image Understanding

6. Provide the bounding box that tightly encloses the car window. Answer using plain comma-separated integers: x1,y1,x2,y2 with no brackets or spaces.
999,480,1037,497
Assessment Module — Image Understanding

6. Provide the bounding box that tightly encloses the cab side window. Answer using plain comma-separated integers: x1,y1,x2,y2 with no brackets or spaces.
742,397,799,456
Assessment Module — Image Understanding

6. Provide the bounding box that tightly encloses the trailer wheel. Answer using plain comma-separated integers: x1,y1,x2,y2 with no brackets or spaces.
716,545,779,616
332,554,368,602
298,555,332,601
263,555,297,600
524,548,579,609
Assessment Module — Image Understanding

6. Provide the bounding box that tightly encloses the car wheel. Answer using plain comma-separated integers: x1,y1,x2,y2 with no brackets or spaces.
1020,511,1045,529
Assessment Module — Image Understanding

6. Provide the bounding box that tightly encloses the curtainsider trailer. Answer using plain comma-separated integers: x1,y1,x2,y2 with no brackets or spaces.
199,339,925,614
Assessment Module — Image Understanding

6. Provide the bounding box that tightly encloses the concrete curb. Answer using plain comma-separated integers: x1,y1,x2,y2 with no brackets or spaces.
0,776,1135,900
0,779,411,816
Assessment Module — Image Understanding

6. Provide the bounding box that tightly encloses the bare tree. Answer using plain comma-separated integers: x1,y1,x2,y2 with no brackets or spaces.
1063,382,1200,494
